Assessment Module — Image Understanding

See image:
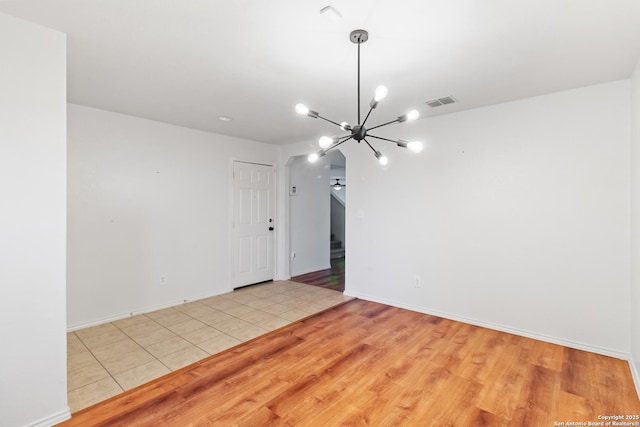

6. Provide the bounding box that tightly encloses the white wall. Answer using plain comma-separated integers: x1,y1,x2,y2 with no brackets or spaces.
67,104,279,329
344,80,631,356
0,13,69,427
630,57,640,390
288,155,331,276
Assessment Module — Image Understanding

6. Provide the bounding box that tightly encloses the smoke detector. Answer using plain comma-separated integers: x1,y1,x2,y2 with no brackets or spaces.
320,6,342,20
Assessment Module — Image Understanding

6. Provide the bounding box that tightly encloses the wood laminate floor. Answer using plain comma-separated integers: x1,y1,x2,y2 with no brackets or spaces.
58,299,640,426
291,257,345,292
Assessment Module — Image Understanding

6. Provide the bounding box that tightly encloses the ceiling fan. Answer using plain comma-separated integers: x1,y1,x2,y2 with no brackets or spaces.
331,179,346,191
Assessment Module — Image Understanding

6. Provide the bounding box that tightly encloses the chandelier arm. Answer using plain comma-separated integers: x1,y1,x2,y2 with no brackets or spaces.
363,138,378,155
361,106,374,127
327,135,353,152
367,134,398,144
317,114,348,129
367,118,401,132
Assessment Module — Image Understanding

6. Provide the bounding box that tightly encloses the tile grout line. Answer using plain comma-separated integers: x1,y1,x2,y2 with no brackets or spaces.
111,315,175,377
70,331,125,395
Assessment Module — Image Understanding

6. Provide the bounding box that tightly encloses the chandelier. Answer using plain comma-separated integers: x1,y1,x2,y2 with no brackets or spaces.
296,29,423,165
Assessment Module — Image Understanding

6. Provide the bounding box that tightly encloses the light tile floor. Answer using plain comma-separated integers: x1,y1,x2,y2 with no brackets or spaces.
67,280,352,413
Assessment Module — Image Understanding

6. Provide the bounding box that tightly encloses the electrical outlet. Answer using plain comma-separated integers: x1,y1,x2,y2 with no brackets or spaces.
414,275,421,288
160,276,167,286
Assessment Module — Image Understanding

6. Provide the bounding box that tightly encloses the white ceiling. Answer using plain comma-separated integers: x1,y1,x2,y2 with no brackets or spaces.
2,0,640,145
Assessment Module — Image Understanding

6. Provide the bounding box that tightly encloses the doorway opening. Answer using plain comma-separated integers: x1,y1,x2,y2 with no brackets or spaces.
289,151,346,292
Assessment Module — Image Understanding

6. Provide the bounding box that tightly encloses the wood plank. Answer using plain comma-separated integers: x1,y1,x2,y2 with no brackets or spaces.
510,365,562,425
475,342,533,420
58,299,640,426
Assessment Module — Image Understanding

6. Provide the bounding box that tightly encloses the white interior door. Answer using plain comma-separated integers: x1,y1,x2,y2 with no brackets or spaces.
232,161,275,288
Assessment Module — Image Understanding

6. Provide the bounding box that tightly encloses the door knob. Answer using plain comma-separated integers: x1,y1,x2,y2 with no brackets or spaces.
269,226,274,231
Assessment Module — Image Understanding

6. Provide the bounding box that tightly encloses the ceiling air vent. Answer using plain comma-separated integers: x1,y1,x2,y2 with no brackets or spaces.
425,96,457,108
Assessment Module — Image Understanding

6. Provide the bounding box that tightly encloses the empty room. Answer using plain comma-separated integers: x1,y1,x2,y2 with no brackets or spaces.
1,1,640,426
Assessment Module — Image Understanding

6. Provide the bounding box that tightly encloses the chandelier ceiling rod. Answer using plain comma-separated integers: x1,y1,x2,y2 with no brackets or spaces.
357,32,361,124
295,29,424,165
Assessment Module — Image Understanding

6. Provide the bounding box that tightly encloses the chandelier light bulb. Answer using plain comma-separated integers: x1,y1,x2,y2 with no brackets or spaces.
318,136,333,149
407,141,424,153
397,109,420,122
340,122,351,131
295,103,309,115
308,152,319,163
374,85,388,102
375,151,389,166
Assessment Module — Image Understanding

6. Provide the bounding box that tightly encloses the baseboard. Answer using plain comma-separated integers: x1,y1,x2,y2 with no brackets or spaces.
344,290,630,361
67,288,234,332
630,357,640,400
27,407,70,427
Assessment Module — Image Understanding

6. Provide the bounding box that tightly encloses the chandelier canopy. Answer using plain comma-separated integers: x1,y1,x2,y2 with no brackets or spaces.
296,29,423,165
